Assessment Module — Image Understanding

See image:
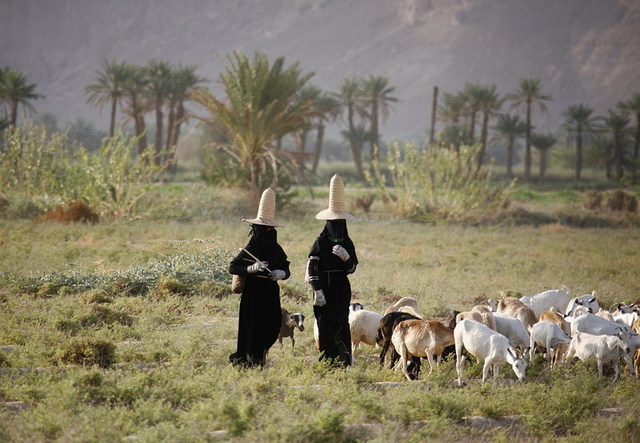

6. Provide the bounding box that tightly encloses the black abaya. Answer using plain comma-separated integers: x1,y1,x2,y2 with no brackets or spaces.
228,225,290,368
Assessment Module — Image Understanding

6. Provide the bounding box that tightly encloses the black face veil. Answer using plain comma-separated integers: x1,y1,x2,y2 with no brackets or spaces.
324,219,348,244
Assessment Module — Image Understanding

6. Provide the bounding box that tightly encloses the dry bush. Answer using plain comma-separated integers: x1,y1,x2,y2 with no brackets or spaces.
606,190,638,212
53,337,116,368
584,190,603,211
38,201,99,223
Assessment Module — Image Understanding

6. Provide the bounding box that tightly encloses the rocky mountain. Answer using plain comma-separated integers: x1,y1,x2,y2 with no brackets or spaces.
2,0,639,140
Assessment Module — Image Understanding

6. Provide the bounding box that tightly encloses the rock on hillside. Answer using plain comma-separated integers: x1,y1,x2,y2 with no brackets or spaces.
1,0,639,139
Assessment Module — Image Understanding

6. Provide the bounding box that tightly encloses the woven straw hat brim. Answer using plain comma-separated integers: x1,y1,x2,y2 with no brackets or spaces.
314,209,355,220
242,217,285,227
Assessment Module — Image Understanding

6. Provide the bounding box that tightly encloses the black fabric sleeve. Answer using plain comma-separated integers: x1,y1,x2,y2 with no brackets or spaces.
307,238,322,291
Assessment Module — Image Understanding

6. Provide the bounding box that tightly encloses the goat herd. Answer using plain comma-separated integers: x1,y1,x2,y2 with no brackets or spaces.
279,289,640,385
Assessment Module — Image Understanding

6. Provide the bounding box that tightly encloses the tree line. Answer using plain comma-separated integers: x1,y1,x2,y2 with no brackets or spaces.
2,54,640,192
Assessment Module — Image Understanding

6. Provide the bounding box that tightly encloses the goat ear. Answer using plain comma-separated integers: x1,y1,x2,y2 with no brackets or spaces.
507,348,516,360
588,296,596,304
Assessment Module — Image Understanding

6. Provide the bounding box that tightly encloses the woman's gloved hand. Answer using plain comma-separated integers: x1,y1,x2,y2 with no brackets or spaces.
332,245,350,262
313,289,327,307
246,261,268,274
270,269,286,280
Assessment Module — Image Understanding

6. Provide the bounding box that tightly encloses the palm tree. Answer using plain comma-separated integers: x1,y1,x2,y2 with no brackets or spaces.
600,110,630,181
144,60,173,161
360,75,398,163
437,91,467,126
165,64,207,166
121,64,149,156
461,82,485,143
562,104,597,183
311,92,341,174
336,77,367,178
476,84,503,171
0,69,42,130
85,60,129,137
618,92,640,164
530,132,557,182
189,51,315,195
341,123,371,171
492,114,527,180
507,78,552,182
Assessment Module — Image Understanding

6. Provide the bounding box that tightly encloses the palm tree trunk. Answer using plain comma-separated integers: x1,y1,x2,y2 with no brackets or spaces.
312,123,325,174
506,137,514,180
476,112,489,172
10,100,19,128
635,112,640,161
135,114,148,157
540,151,547,182
575,128,583,183
109,98,117,137
155,108,163,165
524,101,532,182
614,132,624,180
348,105,364,178
429,86,438,146
370,103,379,163
250,158,261,199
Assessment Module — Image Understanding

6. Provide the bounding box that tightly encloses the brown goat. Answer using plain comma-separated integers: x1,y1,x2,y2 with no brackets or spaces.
488,297,537,332
391,319,454,381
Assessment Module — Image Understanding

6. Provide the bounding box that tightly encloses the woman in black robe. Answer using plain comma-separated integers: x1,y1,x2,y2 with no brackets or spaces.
306,174,357,367
228,188,290,368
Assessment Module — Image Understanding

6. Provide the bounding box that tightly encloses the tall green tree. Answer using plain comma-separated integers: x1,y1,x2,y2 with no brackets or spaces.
461,82,485,143
311,92,342,174
618,92,640,164
437,92,467,126
85,60,130,137
190,51,315,194
144,60,173,162
600,110,630,181
336,77,367,178
476,84,503,171
530,132,557,182
507,78,552,182
165,64,207,166
0,69,42,130
360,75,398,163
492,114,527,180
562,104,597,183
121,64,149,156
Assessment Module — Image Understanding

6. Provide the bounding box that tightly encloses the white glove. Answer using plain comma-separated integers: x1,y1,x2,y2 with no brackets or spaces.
247,261,268,274
270,269,286,280
332,245,350,262
313,289,327,307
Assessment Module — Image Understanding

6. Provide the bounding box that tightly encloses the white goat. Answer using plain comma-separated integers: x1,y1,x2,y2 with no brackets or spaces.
565,292,599,317
454,319,528,386
571,313,636,340
565,331,634,380
391,319,454,381
349,308,383,362
520,288,571,318
492,312,530,354
529,321,572,369
614,311,639,328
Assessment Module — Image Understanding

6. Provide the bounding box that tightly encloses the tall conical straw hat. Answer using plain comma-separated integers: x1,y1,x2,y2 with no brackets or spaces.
242,188,284,227
315,174,355,220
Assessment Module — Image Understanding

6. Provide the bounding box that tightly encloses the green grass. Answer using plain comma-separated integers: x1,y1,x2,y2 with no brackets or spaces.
1,181,640,441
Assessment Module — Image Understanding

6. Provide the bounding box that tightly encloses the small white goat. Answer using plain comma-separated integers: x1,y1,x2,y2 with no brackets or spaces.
456,309,496,331
565,331,634,380
571,313,636,340
492,312,530,353
520,288,571,318
349,308,383,362
454,319,528,386
392,319,454,381
529,321,572,369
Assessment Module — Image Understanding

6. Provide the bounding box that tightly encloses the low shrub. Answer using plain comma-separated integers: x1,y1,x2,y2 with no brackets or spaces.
53,337,116,368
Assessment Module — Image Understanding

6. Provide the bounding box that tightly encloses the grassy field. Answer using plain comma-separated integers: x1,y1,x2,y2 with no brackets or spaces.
1,182,640,442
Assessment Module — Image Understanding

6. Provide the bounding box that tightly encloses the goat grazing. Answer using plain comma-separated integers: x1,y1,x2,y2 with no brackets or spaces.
565,292,599,317
492,312,530,354
529,321,571,369
278,309,305,348
392,319,454,381
454,319,528,385
565,331,634,380
384,297,420,315
376,311,421,369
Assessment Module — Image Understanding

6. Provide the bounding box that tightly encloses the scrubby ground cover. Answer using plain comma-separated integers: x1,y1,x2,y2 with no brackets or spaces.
1,186,640,441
